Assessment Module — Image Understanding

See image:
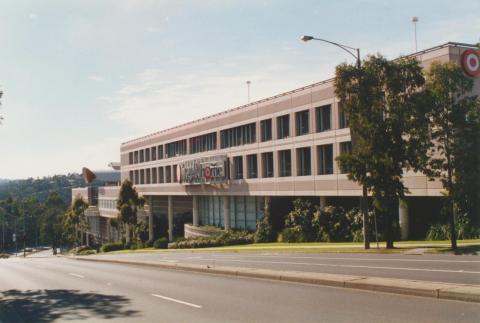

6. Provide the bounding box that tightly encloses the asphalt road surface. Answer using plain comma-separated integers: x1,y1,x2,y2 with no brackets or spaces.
0,254,479,322
87,251,480,285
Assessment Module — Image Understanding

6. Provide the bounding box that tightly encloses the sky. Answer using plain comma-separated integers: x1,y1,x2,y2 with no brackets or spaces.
0,0,478,179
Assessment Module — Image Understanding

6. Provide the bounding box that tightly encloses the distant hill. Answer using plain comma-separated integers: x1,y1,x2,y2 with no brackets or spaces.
0,174,108,203
0,178,9,185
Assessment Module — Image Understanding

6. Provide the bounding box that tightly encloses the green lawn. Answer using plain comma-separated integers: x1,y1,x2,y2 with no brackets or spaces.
94,239,480,255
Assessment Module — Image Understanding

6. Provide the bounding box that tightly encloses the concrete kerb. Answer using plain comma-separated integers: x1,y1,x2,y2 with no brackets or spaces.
72,256,480,303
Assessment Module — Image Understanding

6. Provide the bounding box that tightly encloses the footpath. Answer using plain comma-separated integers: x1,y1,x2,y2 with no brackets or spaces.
72,243,480,304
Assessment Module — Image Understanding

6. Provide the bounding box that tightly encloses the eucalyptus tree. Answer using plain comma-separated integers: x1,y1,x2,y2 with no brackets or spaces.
335,55,430,248
424,62,480,249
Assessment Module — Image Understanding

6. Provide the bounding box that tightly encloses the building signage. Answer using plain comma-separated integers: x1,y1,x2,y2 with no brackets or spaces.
180,155,228,185
462,49,480,77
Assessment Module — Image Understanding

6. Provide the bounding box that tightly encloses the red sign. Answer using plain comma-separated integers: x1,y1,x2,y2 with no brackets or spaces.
204,166,212,179
462,49,480,77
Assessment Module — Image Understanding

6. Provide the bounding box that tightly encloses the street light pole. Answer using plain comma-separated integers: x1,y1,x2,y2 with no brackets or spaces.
301,35,370,249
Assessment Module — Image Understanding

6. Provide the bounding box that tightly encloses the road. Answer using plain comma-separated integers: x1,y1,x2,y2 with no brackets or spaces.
0,254,479,322
87,251,480,285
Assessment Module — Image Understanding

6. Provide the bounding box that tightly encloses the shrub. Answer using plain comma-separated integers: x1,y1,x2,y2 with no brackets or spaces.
284,199,316,241
153,237,169,249
254,218,275,243
71,245,95,255
101,242,124,253
168,230,254,249
144,240,154,248
280,227,303,242
426,223,448,240
427,219,480,241
0,253,10,259
254,199,276,243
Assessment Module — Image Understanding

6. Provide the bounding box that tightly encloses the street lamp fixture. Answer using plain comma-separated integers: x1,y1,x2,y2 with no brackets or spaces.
300,35,360,68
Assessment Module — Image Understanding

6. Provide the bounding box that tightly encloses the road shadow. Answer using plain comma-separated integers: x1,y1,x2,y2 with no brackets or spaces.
0,289,140,322
450,245,480,255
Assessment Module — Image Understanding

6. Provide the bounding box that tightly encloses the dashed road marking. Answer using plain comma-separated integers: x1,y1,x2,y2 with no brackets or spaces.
69,273,85,278
152,294,202,308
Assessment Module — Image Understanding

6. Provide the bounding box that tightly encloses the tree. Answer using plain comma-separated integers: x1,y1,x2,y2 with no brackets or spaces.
116,180,144,244
424,62,480,249
41,192,66,254
335,55,430,248
71,195,89,245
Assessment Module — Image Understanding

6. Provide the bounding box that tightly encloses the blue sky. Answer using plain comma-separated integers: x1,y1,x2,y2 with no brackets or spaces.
0,0,478,179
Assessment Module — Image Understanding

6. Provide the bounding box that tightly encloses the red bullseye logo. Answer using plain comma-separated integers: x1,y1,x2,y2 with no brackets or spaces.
462,49,480,77
204,166,211,179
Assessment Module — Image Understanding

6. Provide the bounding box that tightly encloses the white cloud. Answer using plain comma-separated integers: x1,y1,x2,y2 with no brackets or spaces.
98,61,330,136
89,75,105,82
29,13,38,20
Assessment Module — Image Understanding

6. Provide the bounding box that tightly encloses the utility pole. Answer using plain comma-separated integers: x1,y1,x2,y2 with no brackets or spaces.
23,211,26,258
14,217,17,256
1,212,4,252
246,80,251,103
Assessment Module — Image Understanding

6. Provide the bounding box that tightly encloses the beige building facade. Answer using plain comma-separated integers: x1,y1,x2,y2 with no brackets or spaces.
75,42,480,242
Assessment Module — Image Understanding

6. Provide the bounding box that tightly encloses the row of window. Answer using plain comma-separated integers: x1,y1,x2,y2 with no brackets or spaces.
99,199,117,210
128,104,349,165
128,141,352,185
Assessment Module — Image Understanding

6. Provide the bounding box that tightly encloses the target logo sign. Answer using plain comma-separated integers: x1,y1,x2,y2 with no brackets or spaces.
462,49,480,77
204,166,212,179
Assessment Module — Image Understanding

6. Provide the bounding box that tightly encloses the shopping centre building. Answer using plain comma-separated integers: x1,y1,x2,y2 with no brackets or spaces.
73,42,480,243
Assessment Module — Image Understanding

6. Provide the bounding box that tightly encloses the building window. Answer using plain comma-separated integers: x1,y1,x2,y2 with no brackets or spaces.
152,167,157,184
317,144,334,175
316,105,331,132
140,169,145,184
296,147,311,176
261,152,274,178
295,110,309,136
247,154,258,178
129,170,133,182
260,119,272,142
165,166,171,183
277,114,290,139
165,140,187,158
159,167,164,183
158,145,164,160
220,123,256,149
338,104,349,129
134,170,139,185
134,151,139,164
139,150,145,163
146,168,151,184
151,146,157,161
278,149,291,177
233,156,243,179
189,132,217,154
128,152,133,165
145,148,150,162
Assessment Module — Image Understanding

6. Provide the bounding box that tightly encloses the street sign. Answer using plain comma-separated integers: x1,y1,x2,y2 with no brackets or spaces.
12,233,16,242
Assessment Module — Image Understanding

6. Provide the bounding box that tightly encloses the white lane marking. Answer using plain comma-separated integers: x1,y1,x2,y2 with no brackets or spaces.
212,254,480,263
69,273,85,278
199,259,480,275
152,294,202,308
